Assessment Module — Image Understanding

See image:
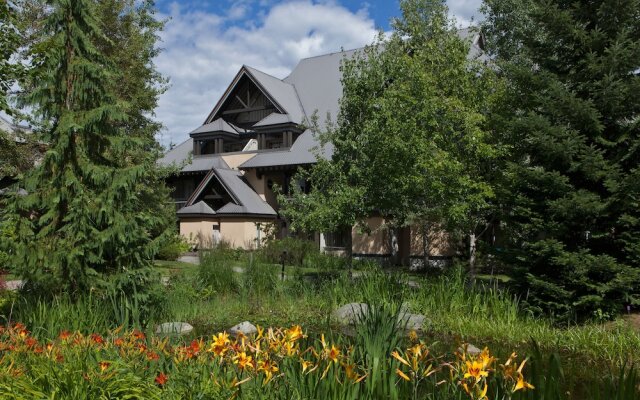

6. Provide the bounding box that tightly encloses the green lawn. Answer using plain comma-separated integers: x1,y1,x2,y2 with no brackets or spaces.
154,259,198,277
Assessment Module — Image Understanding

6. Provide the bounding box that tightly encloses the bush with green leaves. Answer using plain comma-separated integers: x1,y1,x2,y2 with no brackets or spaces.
156,234,190,261
197,248,239,295
259,237,317,267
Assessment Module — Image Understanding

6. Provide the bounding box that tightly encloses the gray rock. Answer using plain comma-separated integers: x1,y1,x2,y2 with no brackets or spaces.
458,343,482,355
229,321,257,337
399,313,428,331
4,280,23,291
333,303,369,325
156,322,194,335
177,253,199,265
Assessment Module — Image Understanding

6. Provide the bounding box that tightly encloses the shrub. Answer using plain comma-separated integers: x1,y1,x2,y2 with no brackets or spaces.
243,260,279,295
156,234,190,261
197,248,239,294
259,237,317,266
304,251,349,270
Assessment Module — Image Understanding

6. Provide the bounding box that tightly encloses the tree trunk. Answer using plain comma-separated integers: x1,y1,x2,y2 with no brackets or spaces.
422,223,430,270
345,225,353,273
389,226,399,266
469,232,477,277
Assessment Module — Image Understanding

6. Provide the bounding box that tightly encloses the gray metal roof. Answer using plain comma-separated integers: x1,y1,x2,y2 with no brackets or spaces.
176,200,216,216
158,138,193,167
213,168,276,216
180,166,276,217
181,155,230,173
284,49,359,129
239,129,333,169
244,66,306,124
189,118,239,136
253,112,294,127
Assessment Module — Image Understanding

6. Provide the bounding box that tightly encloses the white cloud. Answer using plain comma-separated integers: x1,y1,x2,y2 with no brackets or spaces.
447,0,483,27
154,1,378,146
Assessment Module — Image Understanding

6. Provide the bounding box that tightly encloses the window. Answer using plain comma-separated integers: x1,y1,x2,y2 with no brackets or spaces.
324,229,349,249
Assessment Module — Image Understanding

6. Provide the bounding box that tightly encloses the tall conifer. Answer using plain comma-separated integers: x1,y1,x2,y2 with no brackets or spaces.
483,0,640,319
6,0,168,294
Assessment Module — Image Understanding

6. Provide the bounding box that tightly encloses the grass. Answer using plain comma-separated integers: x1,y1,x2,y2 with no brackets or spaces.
3,249,639,399
153,260,198,278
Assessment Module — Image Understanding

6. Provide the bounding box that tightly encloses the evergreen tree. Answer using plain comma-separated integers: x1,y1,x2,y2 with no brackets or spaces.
3,0,170,295
280,0,498,268
483,0,640,320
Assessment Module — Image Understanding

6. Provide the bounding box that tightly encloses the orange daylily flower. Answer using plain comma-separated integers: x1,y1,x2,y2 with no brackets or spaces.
155,372,168,386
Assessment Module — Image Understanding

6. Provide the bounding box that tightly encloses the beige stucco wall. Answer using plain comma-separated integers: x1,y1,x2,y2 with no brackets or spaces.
352,217,391,255
261,172,284,211
180,218,217,246
180,217,273,250
243,169,267,202
409,224,455,257
221,153,257,169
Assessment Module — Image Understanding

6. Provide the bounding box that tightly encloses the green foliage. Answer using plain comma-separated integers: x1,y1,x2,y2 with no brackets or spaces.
244,259,280,295
1,0,173,297
259,237,317,267
197,248,240,295
482,0,640,320
156,234,190,261
280,0,500,267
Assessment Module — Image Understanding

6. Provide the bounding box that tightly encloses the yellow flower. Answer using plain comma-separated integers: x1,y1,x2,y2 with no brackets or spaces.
300,359,315,374
208,332,230,356
391,351,411,367
479,382,488,399
257,359,279,383
396,368,411,381
464,360,489,382
233,352,253,370
408,330,418,342
479,348,495,369
286,325,304,342
514,373,534,391
513,359,534,392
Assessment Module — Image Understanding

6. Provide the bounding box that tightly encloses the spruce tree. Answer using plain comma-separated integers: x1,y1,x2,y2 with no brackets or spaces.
483,0,640,320
5,0,169,295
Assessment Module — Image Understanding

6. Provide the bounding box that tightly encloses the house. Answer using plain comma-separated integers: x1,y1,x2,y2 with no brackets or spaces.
160,30,485,266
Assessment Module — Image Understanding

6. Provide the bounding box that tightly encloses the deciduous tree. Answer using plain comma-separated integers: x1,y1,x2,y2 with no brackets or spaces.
281,0,498,270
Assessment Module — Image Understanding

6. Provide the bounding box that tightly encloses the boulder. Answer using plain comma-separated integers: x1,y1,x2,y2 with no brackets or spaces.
333,303,369,325
458,343,482,355
156,322,194,336
229,321,257,337
399,313,428,331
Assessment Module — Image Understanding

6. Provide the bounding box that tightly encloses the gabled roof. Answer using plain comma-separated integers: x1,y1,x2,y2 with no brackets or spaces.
190,118,239,136
243,66,306,124
182,167,276,217
203,66,305,126
214,168,276,216
176,200,216,216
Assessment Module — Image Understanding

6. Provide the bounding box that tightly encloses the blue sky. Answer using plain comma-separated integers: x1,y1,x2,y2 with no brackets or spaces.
153,0,483,146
